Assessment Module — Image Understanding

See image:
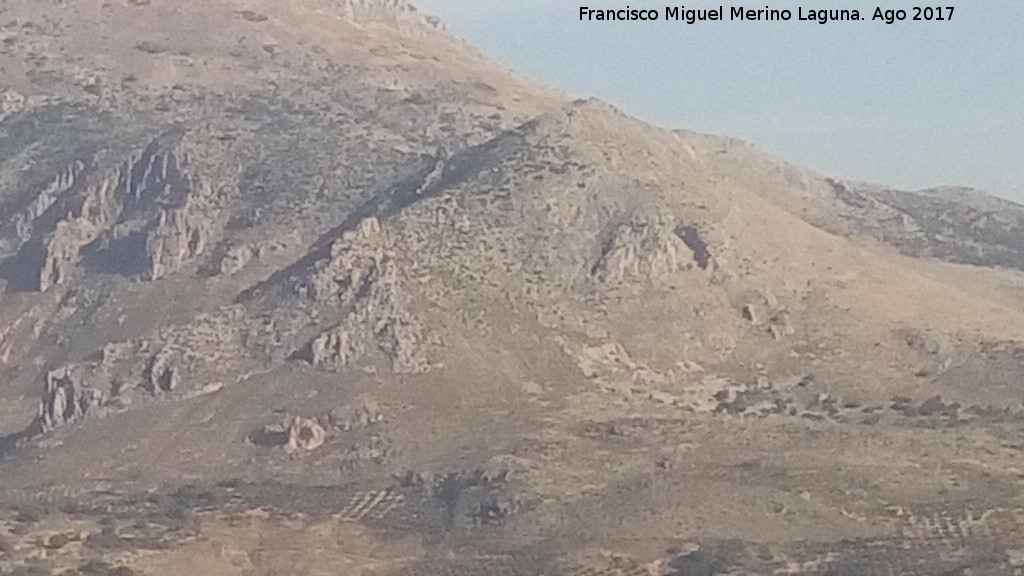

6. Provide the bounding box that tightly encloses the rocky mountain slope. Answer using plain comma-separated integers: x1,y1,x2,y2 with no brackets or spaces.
1,2,1023,575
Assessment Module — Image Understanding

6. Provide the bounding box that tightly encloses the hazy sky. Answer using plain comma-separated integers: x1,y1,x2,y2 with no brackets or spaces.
415,0,1023,200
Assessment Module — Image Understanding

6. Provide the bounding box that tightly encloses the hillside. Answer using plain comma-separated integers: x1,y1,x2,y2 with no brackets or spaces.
0,2,1023,576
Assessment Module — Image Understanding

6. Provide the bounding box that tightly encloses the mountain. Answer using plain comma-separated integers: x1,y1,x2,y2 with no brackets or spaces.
0,2,1022,575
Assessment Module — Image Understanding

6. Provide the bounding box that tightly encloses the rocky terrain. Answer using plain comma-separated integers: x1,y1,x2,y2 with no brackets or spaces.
0,1,1023,575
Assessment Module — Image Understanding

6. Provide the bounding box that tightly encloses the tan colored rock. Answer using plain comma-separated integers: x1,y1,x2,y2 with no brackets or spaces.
145,199,213,281
7,161,85,250
7,137,214,291
592,213,703,284
218,245,255,276
338,0,446,32
37,221,97,291
301,217,436,373
303,217,391,303
310,328,363,368
308,306,433,374
0,89,25,121
898,327,952,356
374,314,434,374
285,417,326,452
30,169,123,292
147,352,179,393
39,366,105,432
741,303,760,324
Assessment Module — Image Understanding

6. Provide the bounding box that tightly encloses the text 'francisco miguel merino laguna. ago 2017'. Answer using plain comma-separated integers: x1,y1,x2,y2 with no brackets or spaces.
578,6,956,24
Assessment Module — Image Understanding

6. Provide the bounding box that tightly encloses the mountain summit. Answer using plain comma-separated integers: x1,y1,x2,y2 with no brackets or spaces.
1,2,1023,575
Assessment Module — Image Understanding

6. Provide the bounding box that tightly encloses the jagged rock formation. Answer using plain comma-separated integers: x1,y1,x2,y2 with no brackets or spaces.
338,0,446,31
592,213,712,284
301,217,436,373
285,417,327,453
36,306,247,431
144,193,215,281
39,366,106,432
0,89,25,121
2,136,220,291
218,244,255,276
6,161,86,250
302,217,392,304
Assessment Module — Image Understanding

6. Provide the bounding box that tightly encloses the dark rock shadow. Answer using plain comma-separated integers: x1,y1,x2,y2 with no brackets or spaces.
0,419,42,460
676,225,712,270
247,425,288,448
0,243,46,292
81,231,150,276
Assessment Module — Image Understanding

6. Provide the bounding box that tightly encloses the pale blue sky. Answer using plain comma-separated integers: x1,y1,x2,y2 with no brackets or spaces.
415,0,1023,200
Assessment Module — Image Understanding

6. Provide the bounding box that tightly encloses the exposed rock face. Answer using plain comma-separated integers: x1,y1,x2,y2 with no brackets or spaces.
767,311,795,340
285,417,327,453
145,197,214,281
218,245,255,276
899,328,953,356
37,222,97,292
592,213,701,284
36,306,247,431
5,1,1024,570
302,217,436,373
741,303,760,324
307,293,434,374
6,161,85,251
25,165,122,291
338,0,446,32
0,300,56,365
0,0,554,444
310,329,363,369
3,136,218,290
146,352,179,393
0,89,25,121
39,366,106,432
303,217,391,304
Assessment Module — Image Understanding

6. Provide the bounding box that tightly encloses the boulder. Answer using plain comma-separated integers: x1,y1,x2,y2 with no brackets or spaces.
39,366,106,432
218,244,255,276
285,417,327,452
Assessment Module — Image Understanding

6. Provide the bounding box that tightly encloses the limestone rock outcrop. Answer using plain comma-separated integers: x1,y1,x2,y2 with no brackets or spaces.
285,417,327,453
301,217,437,373
144,197,214,281
36,306,247,432
3,136,216,291
592,213,712,284
5,161,86,253
218,245,255,276
338,0,446,32
39,366,107,432
310,329,364,370
0,89,25,120
301,217,392,304
36,222,98,292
